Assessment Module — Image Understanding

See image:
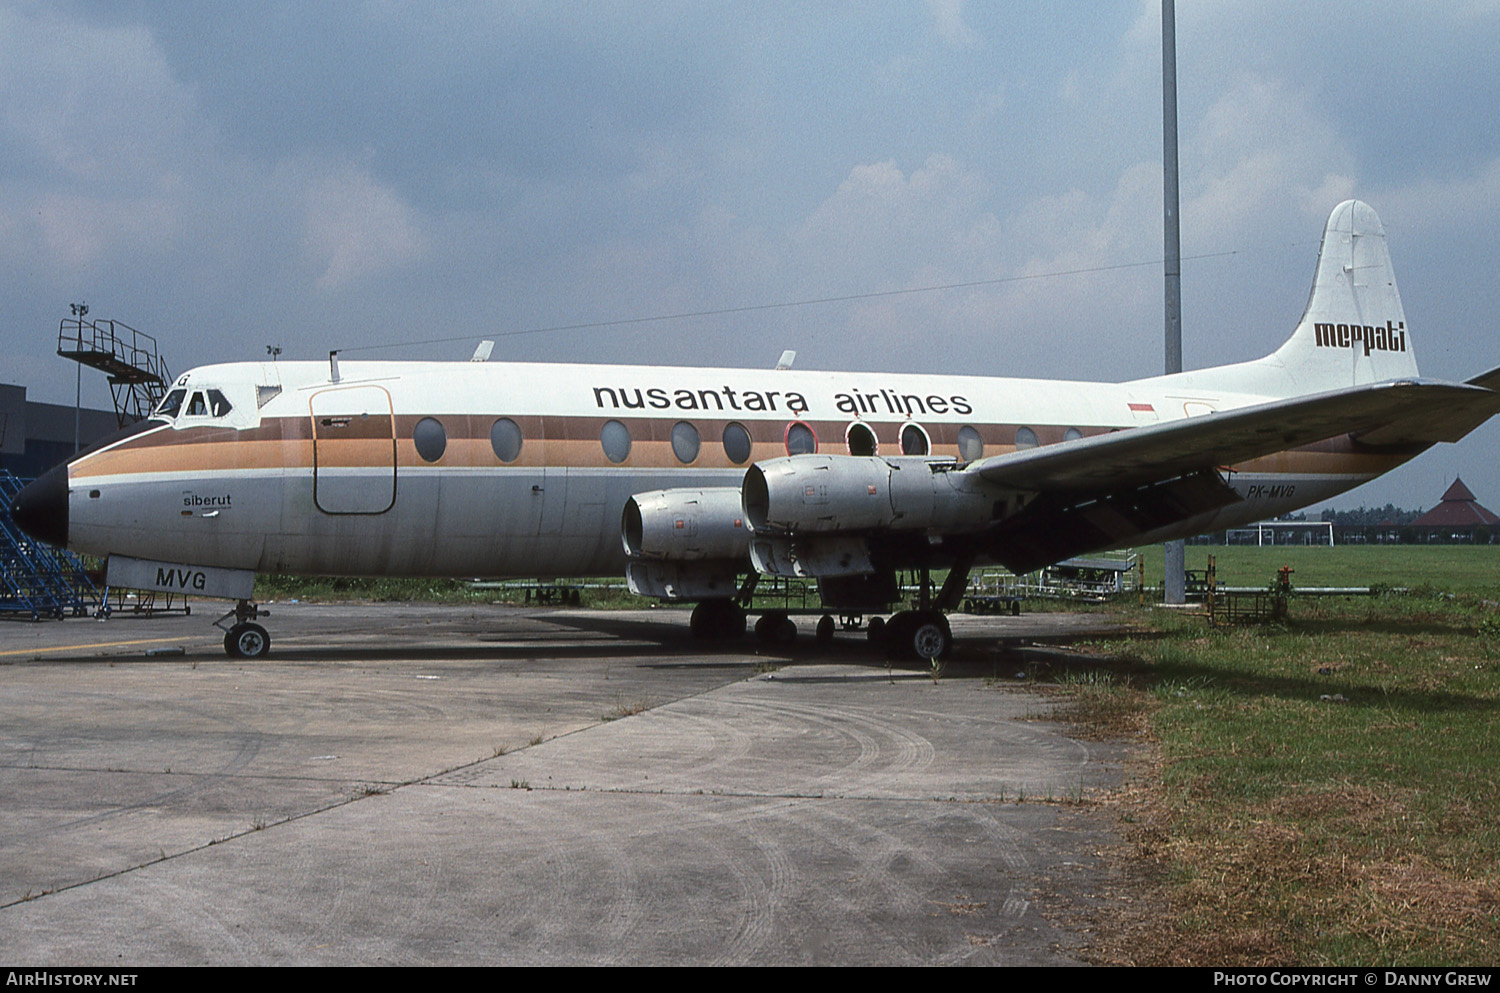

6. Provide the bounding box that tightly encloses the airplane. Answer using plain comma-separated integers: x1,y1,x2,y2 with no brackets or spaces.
11,200,1500,660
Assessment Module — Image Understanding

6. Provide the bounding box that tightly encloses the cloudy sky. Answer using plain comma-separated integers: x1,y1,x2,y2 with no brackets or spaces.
5,1,1500,513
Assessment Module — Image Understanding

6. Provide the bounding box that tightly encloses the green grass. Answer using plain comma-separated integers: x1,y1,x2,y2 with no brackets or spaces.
1142,543,1500,597
1062,548,1500,965
252,574,649,608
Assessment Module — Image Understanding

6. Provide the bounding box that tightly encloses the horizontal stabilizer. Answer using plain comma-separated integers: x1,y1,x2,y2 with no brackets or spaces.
1356,383,1500,446
1466,363,1500,393
968,379,1500,492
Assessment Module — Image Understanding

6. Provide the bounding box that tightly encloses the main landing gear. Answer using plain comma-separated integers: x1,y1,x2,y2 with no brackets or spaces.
688,555,973,662
875,609,953,661
689,596,747,641
872,552,973,661
215,599,271,658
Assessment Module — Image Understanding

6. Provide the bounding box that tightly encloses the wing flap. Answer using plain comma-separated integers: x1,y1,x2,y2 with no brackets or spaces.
981,470,1240,575
968,379,1499,492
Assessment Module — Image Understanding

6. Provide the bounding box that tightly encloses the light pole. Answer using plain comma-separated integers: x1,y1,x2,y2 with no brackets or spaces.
1162,1,1186,605
69,301,88,454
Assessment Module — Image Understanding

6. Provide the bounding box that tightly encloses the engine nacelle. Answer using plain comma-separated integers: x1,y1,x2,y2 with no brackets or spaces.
625,560,742,601
743,455,1013,535
748,535,874,578
622,487,749,561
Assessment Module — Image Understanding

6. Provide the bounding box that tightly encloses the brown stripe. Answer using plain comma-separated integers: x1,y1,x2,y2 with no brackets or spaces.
71,413,1397,479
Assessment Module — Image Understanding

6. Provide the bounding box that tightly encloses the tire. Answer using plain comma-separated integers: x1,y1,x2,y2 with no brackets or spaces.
815,614,835,645
881,611,915,659
692,599,745,641
756,611,796,645
225,622,271,659
690,601,713,638
909,611,952,661
866,615,886,643
718,602,747,641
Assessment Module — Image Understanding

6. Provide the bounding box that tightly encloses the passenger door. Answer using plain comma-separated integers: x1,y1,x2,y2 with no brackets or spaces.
310,386,396,514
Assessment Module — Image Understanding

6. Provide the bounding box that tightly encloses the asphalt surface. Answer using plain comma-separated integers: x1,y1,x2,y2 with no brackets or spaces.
0,602,1138,966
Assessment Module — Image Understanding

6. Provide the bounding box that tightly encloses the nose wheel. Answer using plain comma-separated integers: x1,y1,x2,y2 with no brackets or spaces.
215,599,272,658
224,622,271,659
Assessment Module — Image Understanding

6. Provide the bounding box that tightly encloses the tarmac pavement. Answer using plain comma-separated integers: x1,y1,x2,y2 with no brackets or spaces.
0,602,1138,965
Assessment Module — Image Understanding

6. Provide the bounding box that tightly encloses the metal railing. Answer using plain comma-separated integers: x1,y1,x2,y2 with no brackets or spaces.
0,472,101,619
57,317,173,426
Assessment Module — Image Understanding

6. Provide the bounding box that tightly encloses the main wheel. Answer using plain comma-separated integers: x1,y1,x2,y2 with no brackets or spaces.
691,598,746,641
225,622,271,659
881,611,915,658
755,611,797,645
815,614,835,645
909,611,952,661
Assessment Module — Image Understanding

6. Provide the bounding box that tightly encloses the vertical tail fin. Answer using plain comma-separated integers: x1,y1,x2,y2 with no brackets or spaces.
1269,199,1419,392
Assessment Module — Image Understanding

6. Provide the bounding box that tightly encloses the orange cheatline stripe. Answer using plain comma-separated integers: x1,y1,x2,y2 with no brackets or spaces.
70,411,1400,479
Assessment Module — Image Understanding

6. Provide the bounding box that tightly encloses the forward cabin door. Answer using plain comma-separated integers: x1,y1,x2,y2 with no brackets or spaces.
310,386,397,514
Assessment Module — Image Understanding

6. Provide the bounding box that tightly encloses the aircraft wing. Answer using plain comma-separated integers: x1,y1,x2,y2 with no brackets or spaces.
966,379,1500,492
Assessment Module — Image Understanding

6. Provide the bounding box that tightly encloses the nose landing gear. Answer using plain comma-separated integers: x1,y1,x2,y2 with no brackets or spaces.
216,599,271,658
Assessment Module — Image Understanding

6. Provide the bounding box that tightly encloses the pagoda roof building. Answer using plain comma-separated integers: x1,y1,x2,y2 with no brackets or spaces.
1409,478,1500,528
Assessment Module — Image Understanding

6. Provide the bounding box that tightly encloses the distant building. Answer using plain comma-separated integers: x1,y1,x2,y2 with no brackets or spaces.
0,383,120,479
1407,478,1499,544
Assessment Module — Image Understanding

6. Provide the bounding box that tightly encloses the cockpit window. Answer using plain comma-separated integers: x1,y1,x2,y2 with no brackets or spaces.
186,392,208,417
206,390,232,417
155,389,186,419
255,385,282,409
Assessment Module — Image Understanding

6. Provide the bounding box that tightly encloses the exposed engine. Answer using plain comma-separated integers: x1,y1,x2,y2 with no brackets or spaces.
621,487,749,600
742,454,1022,537
622,487,749,561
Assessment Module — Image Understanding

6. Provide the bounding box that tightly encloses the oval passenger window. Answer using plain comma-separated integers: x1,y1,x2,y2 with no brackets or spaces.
414,417,447,462
846,422,877,456
723,423,752,464
490,418,523,462
786,422,817,455
671,421,701,464
601,420,632,464
957,425,983,461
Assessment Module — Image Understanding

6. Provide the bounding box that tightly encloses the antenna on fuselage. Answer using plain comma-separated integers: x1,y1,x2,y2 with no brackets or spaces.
775,350,796,370
470,340,494,362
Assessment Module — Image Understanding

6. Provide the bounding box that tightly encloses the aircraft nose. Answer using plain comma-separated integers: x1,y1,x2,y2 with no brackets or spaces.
10,462,69,548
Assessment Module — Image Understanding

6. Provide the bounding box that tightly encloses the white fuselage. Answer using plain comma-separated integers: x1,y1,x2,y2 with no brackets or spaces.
60,357,1402,578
